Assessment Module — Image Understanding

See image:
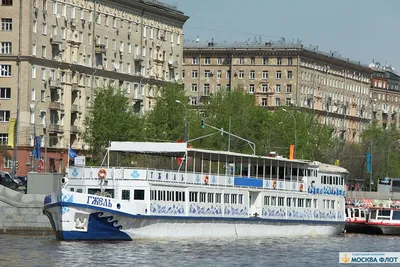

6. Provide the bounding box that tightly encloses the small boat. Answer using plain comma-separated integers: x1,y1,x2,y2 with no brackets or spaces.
43,141,349,241
344,205,375,234
365,206,400,235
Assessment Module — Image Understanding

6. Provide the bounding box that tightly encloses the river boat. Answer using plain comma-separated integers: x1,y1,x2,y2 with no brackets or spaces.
344,205,374,234
365,206,400,235
43,142,349,241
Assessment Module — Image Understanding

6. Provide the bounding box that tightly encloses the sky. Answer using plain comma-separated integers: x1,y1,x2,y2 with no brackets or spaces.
162,0,400,70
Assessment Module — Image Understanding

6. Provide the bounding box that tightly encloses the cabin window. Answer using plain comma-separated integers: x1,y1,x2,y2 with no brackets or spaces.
264,196,270,206
323,176,327,184
231,194,237,204
175,191,185,202
278,197,284,206
292,198,297,207
361,210,366,218
200,192,206,203
341,177,344,185
369,209,377,220
392,210,400,220
150,190,156,200
121,190,130,200
70,188,74,192
271,196,277,206
323,200,327,209
320,176,323,184
307,170,311,177
88,188,114,198
207,193,214,203
189,192,198,202
224,193,229,204
345,209,348,217
354,209,360,217
313,199,317,208
216,193,222,203
298,198,304,208
331,200,335,209
238,194,243,204
134,189,145,200
377,209,391,219
286,198,291,207
292,168,298,176
76,189,83,193
306,199,312,208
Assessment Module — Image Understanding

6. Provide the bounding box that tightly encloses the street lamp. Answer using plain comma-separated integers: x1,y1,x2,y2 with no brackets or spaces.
282,108,297,159
175,100,187,142
30,95,50,172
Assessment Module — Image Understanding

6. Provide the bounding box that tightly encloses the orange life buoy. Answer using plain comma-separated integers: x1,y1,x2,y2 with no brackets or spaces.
300,184,303,192
204,175,209,184
98,168,107,179
273,180,277,189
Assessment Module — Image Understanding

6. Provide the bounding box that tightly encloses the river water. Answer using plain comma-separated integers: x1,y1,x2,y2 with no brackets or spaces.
0,233,399,267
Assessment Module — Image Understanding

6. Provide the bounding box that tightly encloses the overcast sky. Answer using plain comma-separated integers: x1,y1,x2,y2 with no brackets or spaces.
162,0,400,70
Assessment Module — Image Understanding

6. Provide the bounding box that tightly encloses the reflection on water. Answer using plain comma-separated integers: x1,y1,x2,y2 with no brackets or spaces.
0,234,400,267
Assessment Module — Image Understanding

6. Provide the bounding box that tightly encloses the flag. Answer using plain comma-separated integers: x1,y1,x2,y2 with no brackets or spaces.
34,136,41,159
366,152,371,173
69,147,77,159
7,118,15,148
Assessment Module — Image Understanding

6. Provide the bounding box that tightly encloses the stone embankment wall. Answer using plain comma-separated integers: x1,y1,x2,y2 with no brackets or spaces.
0,185,52,235
346,191,400,200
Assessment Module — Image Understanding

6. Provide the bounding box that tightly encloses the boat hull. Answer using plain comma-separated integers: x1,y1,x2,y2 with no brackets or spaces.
43,203,345,241
344,222,382,235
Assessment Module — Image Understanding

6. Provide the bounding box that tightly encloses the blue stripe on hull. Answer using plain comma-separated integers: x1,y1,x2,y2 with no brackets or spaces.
58,230,132,241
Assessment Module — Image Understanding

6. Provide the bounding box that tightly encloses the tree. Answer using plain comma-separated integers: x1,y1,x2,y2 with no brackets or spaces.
81,85,145,158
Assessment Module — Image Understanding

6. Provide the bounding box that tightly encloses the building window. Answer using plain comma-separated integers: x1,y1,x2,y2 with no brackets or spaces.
226,71,231,79
191,70,198,78
204,84,210,95
276,84,281,93
226,84,231,90
276,71,281,80
277,57,282,65
32,65,36,79
4,157,12,168
250,57,255,65
249,84,254,94
261,98,267,106
275,98,281,107
1,42,11,54
217,70,221,79
286,84,292,93
263,57,268,65
239,57,244,65
216,84,221,91
287,70,293,79
0,88,11,99
41,45,46,58
0,65,11,77
1,18,12,31
249,70,255,79
238,70,244,79
33,20,37,33
204,70,211,78
262,71,268,80
0,134,8,145
191,84,197,92
1,0,13,6
262,84,268,93
217,57,222,65
204,57,210,65
42,23,47,35
286,98,292,106
288,57,293,65
0,110,10,122
190,97,197,105
192,57,198,64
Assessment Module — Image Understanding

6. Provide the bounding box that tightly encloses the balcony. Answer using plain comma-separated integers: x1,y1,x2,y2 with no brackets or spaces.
70,125,78,133
48,124,63,133
134,54,143,61
48,102,61,110
49,79,62,89
71,104,78,113
168,60,179,68
133,94,143,102
95,44,107,54
50,35,63,45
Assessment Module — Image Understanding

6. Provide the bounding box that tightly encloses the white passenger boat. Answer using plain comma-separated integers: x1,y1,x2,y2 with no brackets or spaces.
365,206,400,235
43,142,348,241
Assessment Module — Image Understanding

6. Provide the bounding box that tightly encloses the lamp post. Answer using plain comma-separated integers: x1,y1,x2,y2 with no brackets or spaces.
282,108,297,159
0,67,20,178
30,95,50,171
175,100,187,142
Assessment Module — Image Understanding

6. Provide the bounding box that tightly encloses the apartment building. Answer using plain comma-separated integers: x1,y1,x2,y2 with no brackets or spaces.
370,63,400,129
0,0,188,175
183,40,372,142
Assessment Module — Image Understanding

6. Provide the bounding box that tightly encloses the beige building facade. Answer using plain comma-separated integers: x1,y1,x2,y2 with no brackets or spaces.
183,41,372,143
0,0,188,175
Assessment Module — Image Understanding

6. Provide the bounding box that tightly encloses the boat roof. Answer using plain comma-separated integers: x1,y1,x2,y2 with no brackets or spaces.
108,142,348,171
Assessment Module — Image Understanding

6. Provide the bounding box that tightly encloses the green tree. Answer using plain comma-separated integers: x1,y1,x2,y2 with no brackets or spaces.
81,85,144,158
